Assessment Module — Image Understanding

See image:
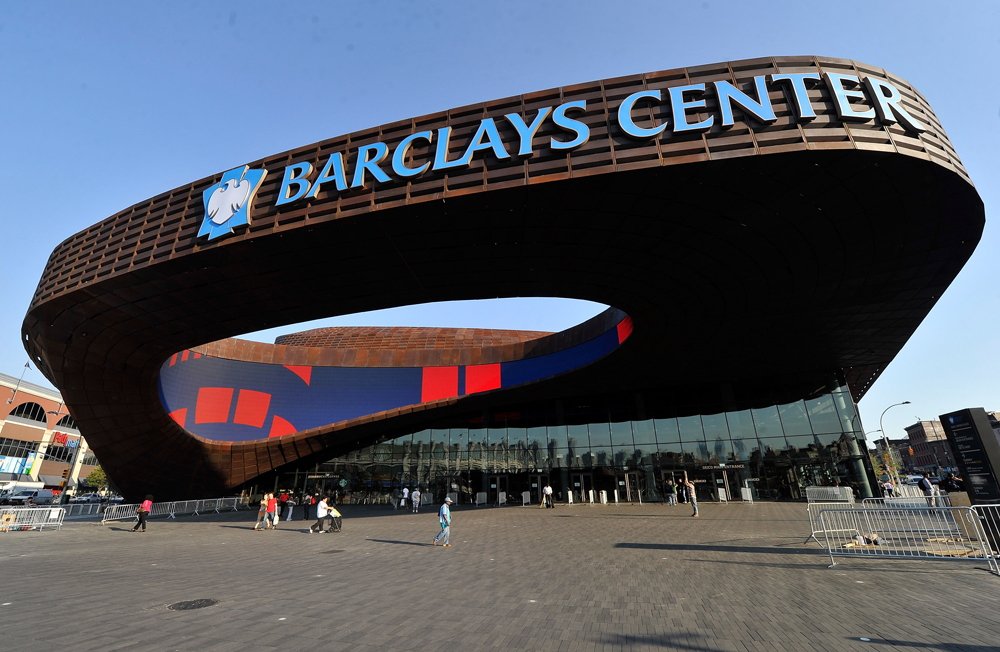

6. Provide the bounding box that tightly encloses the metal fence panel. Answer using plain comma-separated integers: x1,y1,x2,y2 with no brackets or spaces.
863,495,953,509
805,487,855,503
101,497,248,523
819,507,998,574
806,502,858,547
0,506,66,531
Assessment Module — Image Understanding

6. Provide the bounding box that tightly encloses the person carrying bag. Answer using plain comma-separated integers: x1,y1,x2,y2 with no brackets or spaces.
132,494,153,533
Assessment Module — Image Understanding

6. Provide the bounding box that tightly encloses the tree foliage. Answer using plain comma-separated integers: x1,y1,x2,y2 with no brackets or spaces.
85,465,108,489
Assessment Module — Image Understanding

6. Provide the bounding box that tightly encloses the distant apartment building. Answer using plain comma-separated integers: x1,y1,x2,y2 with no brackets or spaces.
873,437,914,471
904,420,958,472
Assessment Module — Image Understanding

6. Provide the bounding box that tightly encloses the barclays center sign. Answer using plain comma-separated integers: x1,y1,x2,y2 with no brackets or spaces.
199,70,926,241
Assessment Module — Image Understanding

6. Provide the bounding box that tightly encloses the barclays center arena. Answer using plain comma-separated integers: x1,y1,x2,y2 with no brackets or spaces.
23,56,983,503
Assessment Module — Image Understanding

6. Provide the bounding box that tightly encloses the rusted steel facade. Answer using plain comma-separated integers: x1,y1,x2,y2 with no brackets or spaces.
23,56,983,499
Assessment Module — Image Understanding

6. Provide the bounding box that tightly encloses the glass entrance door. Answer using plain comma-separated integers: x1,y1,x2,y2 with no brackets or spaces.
529,474,547,504
488,475,508,505
616,472,642,502
570,473,593,503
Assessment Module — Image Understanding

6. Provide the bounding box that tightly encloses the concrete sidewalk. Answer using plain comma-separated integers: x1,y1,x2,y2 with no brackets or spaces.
0,502,997,651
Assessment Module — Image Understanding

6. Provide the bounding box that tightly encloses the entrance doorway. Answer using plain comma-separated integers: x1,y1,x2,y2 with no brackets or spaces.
529,474,548,504
488,475,508,505
570,473,593,503
616,472,642,502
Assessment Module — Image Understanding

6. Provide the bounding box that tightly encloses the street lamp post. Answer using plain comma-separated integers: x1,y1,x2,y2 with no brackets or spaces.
879,401,911,490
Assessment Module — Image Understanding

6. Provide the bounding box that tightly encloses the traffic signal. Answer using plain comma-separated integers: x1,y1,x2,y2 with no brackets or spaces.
61,468,69,479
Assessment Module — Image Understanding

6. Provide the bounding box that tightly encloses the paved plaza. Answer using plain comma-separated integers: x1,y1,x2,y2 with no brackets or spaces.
1,502,998,652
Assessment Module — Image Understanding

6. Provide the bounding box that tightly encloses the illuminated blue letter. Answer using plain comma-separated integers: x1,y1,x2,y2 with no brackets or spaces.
823,73,875,121
391,131,434,178
309,152,348,198
351,142,391,189
769,73,821,120
550,101,589,150
863,77,925,133
432,127,466,171
504,107,552,156
713,76,777,127
617,90,667,139
461,118,510,164
275,162,313,206
669,84,713,133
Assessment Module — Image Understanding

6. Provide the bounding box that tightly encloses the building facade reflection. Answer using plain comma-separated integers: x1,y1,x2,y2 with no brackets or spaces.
308,382,873,505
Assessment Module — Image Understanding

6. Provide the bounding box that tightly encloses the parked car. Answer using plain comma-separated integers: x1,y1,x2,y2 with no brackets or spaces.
6,489,55,505
70,493,101,503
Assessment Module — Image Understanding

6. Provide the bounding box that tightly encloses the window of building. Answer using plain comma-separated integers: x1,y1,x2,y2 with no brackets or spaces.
55,414,78,431
80,450,99,466
0,437,39,458
43,445,74,463
8,402,47,424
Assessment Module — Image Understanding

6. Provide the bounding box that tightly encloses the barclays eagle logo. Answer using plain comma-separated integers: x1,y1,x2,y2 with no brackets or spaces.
198,165,267,240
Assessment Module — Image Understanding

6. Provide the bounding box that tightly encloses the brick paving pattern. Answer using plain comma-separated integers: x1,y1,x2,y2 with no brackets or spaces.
1,502,998,651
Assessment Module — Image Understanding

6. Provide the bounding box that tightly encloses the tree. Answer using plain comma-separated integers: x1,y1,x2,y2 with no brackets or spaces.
85,465,108,490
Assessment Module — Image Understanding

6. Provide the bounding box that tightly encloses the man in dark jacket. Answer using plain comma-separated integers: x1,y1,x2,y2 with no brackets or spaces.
919,473,934,496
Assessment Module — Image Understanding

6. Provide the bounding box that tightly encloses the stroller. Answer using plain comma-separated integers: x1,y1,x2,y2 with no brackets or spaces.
319,508,343,533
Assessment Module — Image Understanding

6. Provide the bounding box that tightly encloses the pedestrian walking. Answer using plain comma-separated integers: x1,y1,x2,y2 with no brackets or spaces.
666,480,677,506
543,483,554,508
411,488,421,513
131,494,153,532
278,491,289,519
685,479,699,517
253,495,268,530
285,495,296,521
919,473,934,497
402,486,410,511
265,493,278,529
433,496,452,546
883,480,895,497
308,496,331,533
300,493,314,521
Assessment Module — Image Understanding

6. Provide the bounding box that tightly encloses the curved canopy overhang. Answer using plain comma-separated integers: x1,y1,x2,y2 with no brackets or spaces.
23,56,984,499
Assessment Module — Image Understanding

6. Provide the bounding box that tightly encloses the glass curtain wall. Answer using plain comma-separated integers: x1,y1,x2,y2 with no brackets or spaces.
298,384,873,504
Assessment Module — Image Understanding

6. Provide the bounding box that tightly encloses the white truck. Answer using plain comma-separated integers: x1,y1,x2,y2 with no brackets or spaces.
5,488,55,505
0,480,44,503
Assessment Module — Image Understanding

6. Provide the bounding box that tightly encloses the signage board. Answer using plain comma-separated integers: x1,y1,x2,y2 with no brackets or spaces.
197,71,927,243
939,408,1000,504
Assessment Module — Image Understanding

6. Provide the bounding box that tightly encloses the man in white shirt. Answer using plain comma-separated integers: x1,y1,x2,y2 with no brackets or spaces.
411,488,421,513
402,486,410,511
308,496,330,533
433,496,452,546
542,483,554,508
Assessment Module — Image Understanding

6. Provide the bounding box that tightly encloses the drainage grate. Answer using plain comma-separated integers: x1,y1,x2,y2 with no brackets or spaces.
167,599,219,611
320,549,345,554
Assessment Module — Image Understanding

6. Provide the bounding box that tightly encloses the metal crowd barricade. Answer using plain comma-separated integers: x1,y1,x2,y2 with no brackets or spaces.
972,504,1000,563
818,507,999,575
0,506,66,532
101,497,248,524
806,502,857,547
805,486,855,504
61,503,106,518
862,495,953,509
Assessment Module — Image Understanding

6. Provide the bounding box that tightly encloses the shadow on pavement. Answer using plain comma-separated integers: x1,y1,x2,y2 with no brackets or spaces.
593,633,723,651
367,538,432,547
854,639,1000,651
616,542,821,556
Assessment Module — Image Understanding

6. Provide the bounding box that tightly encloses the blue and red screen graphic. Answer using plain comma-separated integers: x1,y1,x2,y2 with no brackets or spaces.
159,317,632,442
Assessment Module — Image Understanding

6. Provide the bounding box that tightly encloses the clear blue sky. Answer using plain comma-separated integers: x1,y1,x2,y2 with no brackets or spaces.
1,1,996,446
